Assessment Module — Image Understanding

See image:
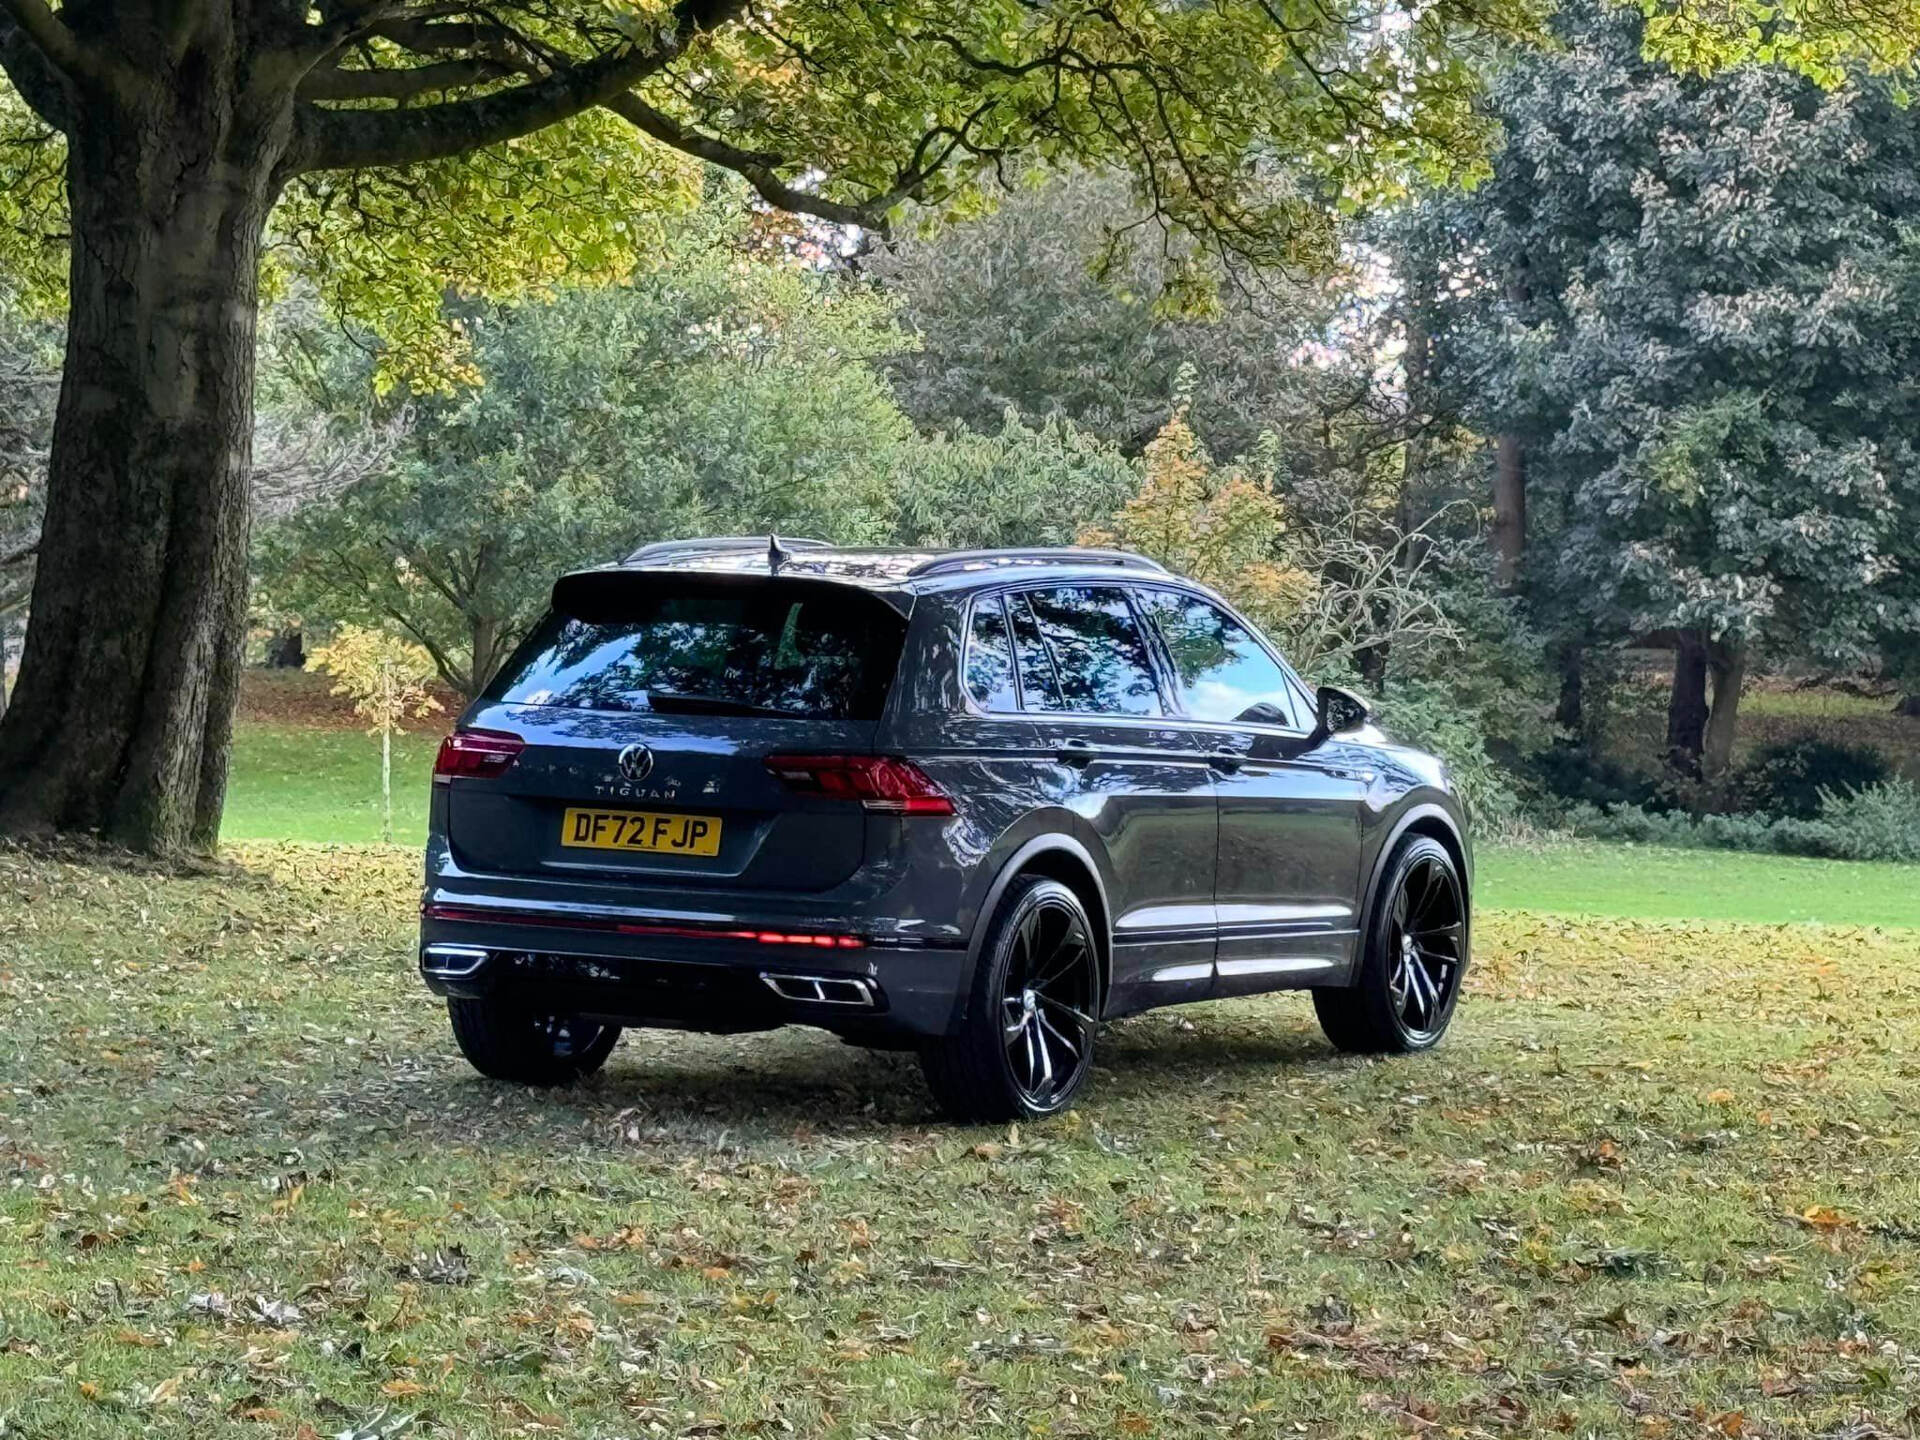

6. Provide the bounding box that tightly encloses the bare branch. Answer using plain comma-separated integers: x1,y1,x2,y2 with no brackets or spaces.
251,408,410,521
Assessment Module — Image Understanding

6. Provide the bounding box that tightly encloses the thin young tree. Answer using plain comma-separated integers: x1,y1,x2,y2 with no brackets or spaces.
308,625,441,843
0,0,1535,856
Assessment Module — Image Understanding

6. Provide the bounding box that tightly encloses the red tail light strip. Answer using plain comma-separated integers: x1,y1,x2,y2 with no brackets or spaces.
762,753,954,816
422,902,865,949
434,729,526,782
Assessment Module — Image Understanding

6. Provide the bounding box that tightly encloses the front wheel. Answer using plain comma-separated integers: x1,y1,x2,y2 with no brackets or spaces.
448,996,621,1085
920,876,1102,1123
1314,834,1468,1054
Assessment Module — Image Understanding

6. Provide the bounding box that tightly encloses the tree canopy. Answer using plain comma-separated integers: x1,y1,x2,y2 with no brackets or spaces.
0,0,1541,387
1411,0,1920,775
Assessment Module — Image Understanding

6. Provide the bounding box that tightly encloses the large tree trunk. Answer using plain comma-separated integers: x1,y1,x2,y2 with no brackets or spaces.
1702,638,1747,778
1665,630,1710,779
0,63,293,855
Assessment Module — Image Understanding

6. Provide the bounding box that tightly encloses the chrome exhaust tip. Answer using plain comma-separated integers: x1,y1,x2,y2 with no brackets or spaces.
421,943,491,979
759,972,876,1007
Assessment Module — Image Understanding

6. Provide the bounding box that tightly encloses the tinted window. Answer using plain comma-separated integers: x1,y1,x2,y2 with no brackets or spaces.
1024,586,1162,717
964,597,1018,711
487,577,904,720
1137,589,1300,728
1007,593,1065,711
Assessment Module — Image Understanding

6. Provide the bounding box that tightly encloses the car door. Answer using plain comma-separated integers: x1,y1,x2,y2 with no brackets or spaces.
1133,586,1369,996
1002,584,1220,1011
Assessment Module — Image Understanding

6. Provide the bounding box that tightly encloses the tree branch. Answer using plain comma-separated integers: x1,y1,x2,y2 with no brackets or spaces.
298,55,512,102
290,0,744,174
604,92,992,234
0,9,75,130
0,0,85,78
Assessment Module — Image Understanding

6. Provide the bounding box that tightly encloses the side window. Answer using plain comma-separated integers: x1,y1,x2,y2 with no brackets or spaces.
964,597,1019,712
1136,589,1303,729
1023,586,1163,717
1007,593,1065,711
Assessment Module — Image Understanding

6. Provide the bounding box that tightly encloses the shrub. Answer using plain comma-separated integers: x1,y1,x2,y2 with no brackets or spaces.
1814,778,1920,862
1732,738,1890,819
1563,779,1920,864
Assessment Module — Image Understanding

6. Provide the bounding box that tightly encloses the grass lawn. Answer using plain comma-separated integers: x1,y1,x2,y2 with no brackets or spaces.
3,841,1919,1437
1475,841,1920,929
222,723,443,846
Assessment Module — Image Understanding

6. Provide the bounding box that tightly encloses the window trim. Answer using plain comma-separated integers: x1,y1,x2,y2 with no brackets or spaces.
1125,580,1318,737
961,591,1022,715
959,582,1174,721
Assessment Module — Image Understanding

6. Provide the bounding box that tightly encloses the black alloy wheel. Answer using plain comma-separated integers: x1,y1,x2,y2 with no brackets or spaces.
921,876,1101,1121
1383,848,1467,1041
1314,834,1468,1054
448,995,622,1085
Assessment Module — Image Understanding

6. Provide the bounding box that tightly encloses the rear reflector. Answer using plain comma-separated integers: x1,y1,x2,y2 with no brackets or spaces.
422,902,865,948
434,728,525,782
763,754,954,815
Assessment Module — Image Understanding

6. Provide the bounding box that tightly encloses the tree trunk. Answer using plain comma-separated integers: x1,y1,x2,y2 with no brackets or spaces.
1491,434,1526,589
1702,638,1747,778
381,721,393,844
1665,630,1710,779
266,627,306,669
0,68,293,855
1489,270,1530,591
470,614,507,701
1554,641,1584,734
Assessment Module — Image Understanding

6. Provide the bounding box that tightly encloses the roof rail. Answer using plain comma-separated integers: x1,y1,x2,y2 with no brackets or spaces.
624,535,832,565
905,547,1168,580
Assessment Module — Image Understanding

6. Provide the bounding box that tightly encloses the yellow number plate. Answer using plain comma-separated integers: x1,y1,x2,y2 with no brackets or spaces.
561,808,723,857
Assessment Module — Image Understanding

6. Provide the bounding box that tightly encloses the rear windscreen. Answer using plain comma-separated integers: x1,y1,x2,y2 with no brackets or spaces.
485,576,907,721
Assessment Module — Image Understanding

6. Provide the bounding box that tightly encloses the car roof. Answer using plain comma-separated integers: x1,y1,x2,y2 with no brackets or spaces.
599,537,1175,596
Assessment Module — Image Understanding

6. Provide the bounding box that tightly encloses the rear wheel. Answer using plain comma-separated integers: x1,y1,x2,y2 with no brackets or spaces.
1314,835,1467,1054
920,876,1101,1123
448,996,621,1085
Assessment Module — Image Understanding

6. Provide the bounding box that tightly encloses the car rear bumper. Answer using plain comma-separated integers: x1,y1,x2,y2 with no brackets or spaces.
417,908,970,1040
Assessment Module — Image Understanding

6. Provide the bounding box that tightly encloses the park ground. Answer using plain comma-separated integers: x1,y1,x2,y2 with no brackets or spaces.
1,671,1916,1437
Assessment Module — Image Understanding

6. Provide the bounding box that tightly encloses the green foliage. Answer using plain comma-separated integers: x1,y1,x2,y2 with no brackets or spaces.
258,201,912,695
1,0,1548,384
871,170,1351,460
1731,737,1893,820
887,411,1140,551
1414,0,1920,676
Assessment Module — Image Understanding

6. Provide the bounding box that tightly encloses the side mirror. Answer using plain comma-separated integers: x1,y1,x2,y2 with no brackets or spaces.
1315,684,1373,738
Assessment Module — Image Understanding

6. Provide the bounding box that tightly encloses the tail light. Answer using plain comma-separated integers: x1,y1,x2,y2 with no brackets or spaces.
763,754,955,815
434,728,525,782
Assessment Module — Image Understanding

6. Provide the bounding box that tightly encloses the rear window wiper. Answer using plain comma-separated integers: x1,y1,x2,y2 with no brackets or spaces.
643,691,808,719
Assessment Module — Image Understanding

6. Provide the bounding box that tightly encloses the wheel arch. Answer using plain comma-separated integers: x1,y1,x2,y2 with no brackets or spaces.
1354,802,1471,978
958,835,1113,1024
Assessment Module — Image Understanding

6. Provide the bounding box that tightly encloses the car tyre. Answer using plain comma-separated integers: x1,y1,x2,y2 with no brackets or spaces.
920,876,1102,1123
1314,834,1468,1054
448,996,621,1085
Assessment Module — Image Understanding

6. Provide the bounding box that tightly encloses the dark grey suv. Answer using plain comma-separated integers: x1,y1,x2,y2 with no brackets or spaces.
419,539,1471,1120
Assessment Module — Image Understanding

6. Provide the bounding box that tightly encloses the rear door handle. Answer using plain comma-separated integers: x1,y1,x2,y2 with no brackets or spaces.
1057,738,1095,767
1206,750,1244,774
